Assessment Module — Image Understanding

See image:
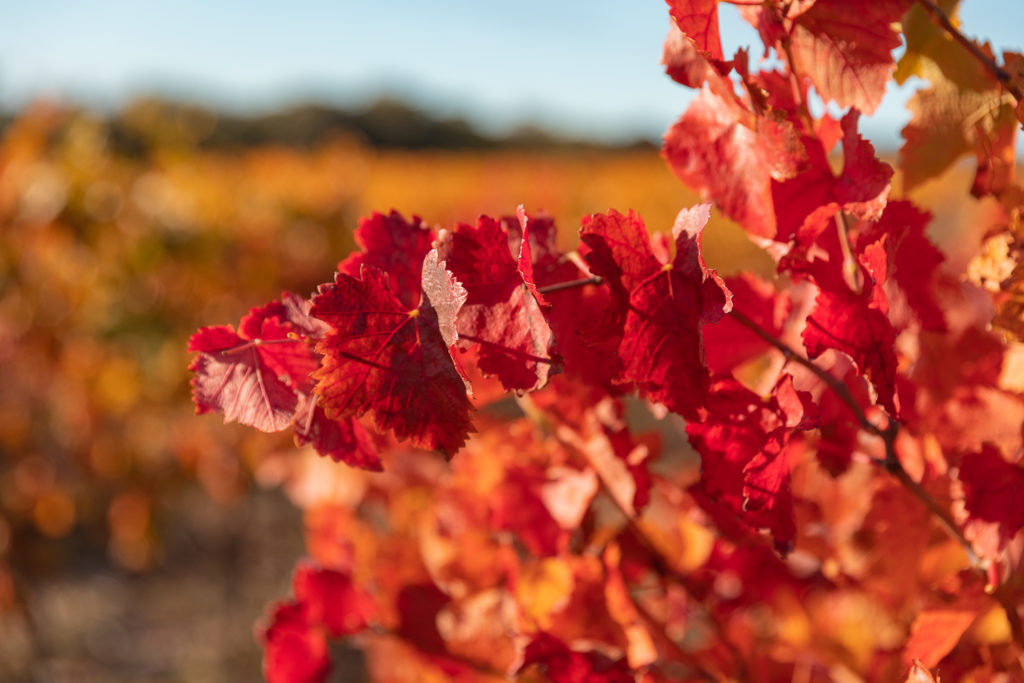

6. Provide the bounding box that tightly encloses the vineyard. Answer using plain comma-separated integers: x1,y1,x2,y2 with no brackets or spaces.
4,0,1024,681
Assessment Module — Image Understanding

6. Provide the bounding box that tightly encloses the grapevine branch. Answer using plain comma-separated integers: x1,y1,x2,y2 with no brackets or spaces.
732,309,1024,652
536,275,603,295
916,0,1024,103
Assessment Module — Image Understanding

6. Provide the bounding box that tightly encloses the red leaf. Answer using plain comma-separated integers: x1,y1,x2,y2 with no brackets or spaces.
436,213,558,392
292,395,382,471
666,0,723,61
858,200,946,331
292,564,376,638
312,250,474,454
958,444,1024,554
580,206,731,419
801,239,901,417
189,294,321,432
261,602,330,683
703,272,791,374
687,375,815,552
772,111,892,244
663,89,770,239
663,87,805,239
788,0,913,115
338,210,435,309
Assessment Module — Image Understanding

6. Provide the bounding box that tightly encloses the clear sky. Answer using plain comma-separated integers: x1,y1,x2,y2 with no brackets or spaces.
1,1,1021,147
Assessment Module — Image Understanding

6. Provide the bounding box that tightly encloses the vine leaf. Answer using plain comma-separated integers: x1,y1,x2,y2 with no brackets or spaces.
687,374,817,553
958,444,1024,560
260,563,376,683
312,250,474,455
580,205,731,419
338,210,435,308
189,293,321,432
435,211,559,393
666,0,722,61
190,293,381,469
787,0,913,115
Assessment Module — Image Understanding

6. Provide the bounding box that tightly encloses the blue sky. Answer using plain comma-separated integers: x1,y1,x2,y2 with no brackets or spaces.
1,1,1021,147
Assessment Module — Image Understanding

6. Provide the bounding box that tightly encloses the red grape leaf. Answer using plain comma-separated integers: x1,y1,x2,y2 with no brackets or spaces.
666,0,722,61
312,250,474,454
338,210,435,308
687,375,816,552
292,395,382,471
260,564,376,683
261,601,329,683
788,0,913,115
857,200,946,331
958,444,1024,557
435,213,558,392
292,564,376,638
801,239,901,417
773,111,892,244
189,294,322,432
662,21,721,89
703,272,791,374
663,85,805,240
580,206,731,419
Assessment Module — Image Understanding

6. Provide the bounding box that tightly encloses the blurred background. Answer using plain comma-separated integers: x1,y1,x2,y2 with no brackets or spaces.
0,1,1020,681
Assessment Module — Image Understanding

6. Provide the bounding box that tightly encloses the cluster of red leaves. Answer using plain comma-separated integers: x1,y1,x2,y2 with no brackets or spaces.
189,1,1024,681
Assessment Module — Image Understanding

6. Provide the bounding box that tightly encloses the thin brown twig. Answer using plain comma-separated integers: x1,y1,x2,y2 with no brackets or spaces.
728,309,881,437
536,275,603,295
916,0,1023,103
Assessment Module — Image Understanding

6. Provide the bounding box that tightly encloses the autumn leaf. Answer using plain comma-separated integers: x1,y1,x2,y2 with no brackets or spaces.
958,444,1024,558
580,205,731,419
903,591,986,669
260,564,376,683
292,394,382,471
312,250,474,454
787,0,913,115
895,0,992,90
772,110,892,244
687,375,816,552
189,293,322,432
338,210,435,308
703,272,791,374
435,212,558,393
902,86,1017,199
666,0,722,61
261,602,329,683
663,86,805,239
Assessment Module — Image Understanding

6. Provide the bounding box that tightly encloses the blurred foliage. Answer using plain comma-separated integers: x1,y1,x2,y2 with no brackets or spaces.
0,98,769,679
0,96,998,680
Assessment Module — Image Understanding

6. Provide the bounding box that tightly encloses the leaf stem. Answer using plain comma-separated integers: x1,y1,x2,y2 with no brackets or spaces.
536,275,604,295
834,212,864,294
728,309,880,437
916,0,1023,102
